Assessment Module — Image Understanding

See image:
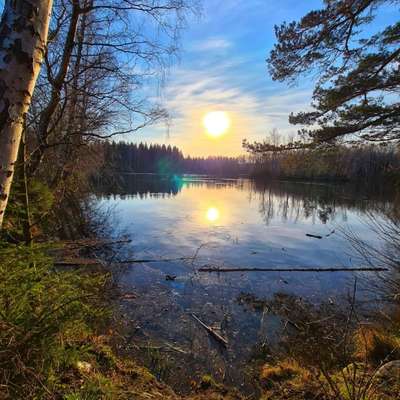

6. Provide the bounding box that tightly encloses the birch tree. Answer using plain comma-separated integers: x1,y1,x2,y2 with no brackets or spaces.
0,0,53,229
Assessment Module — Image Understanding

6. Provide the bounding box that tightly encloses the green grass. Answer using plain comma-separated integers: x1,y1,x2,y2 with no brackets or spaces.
0,242,110,398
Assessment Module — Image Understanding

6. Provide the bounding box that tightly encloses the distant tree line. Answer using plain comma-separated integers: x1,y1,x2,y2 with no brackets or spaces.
249,140,400,183
96,141,252,177
94,140,400,184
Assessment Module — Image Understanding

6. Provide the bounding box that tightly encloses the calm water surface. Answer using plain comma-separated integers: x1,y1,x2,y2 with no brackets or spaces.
98,175,394,392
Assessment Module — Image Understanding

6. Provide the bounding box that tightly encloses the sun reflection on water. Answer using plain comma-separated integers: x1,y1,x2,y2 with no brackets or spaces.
206,207,220,222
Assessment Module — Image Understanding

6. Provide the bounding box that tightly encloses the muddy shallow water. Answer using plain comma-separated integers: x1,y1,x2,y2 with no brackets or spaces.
97,175,396,394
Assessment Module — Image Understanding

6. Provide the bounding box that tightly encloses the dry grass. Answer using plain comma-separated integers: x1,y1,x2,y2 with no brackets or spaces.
260,359,311,384
353,326,400,366
259,359,325,400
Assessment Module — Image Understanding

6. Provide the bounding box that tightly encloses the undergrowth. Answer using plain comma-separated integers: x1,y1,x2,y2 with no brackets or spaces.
254,293,400,400
0,242,111,399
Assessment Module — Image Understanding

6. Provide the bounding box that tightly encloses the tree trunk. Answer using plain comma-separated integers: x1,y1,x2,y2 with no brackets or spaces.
50,2,89,190
20,129,33,243
14,127,33,243
0,0,53,229
28,0,80,177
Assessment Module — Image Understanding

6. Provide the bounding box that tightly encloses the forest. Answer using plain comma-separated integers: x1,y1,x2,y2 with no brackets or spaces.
95,140,400,184
248,140,400,183
95,141,251,176
0,0,399,400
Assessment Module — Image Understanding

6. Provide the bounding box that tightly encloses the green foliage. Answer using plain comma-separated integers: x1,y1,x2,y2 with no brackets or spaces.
4,179,54,241
63,373,118,400
0,243,110,399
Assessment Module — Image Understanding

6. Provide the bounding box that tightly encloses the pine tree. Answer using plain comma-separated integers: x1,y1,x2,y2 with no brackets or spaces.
245,0,400,154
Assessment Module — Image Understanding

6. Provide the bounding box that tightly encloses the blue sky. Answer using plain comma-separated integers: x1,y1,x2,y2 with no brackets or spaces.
133,0,325,156
1,0,394,157
131,0,397,156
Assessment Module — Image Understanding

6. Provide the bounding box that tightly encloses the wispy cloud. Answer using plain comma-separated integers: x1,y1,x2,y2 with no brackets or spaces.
140,58,312,156
128,0,317,156
191,38,233,52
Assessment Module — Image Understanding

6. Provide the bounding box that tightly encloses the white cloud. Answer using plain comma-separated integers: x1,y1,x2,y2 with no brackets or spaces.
136,59,313,156
191,38,233,52
128,0,316,156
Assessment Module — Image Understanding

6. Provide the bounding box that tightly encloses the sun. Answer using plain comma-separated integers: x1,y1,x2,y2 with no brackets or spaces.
203,111,230,138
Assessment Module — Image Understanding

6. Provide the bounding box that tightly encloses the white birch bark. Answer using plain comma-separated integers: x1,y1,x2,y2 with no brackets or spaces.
0,0,53,228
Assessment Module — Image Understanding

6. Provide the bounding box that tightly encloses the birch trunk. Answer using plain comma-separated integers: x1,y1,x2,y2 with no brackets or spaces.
0,0,53,229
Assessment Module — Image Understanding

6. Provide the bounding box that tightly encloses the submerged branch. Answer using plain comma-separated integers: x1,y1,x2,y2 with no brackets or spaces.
190,313,228,347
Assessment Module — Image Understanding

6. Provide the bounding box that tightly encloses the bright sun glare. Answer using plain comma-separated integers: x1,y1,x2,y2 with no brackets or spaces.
206,207,220,222
203,111,230,138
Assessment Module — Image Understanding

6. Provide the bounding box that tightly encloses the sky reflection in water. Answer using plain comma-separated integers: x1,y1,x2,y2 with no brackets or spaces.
99,175,389,273
97,176,394,391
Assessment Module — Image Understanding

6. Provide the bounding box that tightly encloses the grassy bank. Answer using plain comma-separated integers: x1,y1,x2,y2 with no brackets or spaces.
0,243,245,399
247,291,400,400
0,243,110,398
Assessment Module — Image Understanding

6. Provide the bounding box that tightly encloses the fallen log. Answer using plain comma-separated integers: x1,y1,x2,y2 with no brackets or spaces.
54,256,193,267
198,266,388,273
116,256,192,264
56,238,132,249
55,258,104,266
190,313,228,347
306,233,323,239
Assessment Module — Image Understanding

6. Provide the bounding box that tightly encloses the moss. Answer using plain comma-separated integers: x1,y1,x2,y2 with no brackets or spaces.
0,243,183,400
199,375,219,390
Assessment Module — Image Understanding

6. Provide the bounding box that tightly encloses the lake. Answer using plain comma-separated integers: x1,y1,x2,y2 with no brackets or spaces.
97,174,396,393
